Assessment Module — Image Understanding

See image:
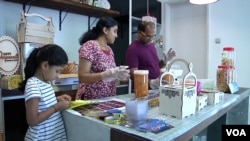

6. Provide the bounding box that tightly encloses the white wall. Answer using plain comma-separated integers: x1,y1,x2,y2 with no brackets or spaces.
0,0,93,62
208,0,250,88
164,3,208,78
164,0,250,88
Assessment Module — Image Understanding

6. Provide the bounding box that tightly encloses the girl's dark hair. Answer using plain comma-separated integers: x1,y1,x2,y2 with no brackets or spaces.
19,44,68,92
79,16,118,45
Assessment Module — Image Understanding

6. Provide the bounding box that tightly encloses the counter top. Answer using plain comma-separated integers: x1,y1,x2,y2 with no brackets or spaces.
62,87,250,141
1,79,131,101
1,85,78,101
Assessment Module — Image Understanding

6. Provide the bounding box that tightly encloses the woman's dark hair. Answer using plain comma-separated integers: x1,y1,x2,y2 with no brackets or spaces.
19,44,68,92
79,16,118,45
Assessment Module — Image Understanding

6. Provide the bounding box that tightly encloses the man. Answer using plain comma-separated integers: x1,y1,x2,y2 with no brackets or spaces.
125,20,176,89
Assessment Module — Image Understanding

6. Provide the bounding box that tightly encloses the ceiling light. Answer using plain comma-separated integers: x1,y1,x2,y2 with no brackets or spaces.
190,0,218,5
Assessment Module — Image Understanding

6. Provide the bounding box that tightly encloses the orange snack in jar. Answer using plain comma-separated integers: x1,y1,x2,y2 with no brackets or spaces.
216,65,235,92
221,47,235,66
133,70,149,98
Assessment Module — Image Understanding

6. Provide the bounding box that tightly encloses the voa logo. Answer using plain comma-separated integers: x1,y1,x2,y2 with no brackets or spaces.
226,129,247,136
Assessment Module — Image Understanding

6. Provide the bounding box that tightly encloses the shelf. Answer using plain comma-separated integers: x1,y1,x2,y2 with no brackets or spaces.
132,16,141,21
5,0,120,17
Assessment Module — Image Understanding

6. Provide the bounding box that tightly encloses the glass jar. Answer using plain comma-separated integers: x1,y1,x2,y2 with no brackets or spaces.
216,65,236,92
221,47,235,66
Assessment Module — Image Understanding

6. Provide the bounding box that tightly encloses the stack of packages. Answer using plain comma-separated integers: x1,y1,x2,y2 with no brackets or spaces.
216,47,237,93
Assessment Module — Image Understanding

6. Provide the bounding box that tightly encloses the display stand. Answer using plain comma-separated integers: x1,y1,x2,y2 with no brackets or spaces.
0,35,21,141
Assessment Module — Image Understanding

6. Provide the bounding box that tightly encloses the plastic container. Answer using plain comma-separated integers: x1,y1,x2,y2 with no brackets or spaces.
125,98,148,121
198,79,216,90
221,47,235,66
133,70,149,98
216,65,236,92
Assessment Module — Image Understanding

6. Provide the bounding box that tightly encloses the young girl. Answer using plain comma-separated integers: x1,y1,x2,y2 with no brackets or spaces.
19,44,71,141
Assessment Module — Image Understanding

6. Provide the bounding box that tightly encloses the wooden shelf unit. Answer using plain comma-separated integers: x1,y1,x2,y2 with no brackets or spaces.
5,0,120,17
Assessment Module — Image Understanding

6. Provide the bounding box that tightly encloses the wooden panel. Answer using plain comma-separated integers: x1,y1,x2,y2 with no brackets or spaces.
17,36,53,44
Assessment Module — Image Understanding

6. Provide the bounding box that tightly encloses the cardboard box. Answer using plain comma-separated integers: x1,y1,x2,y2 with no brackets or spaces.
17,11,54,44
52,77,79,85
196,95,208,111
202,92,224,105
159,85,197,119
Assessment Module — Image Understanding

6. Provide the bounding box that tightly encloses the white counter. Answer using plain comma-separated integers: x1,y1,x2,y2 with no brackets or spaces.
62,88,250,141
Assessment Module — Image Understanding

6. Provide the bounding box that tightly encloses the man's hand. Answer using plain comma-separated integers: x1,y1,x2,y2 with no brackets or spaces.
163,48,176,63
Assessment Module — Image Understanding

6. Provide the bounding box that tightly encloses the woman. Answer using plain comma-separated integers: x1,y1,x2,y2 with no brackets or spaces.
76,16,130,100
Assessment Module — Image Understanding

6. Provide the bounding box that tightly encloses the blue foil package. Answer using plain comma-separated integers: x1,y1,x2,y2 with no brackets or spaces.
138,119,174,134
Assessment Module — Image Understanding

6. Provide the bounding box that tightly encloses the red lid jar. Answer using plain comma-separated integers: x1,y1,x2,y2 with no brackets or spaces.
221,47,235,66
216,65,236,92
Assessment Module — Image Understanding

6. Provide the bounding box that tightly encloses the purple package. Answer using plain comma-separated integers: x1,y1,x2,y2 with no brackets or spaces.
197,81,201,95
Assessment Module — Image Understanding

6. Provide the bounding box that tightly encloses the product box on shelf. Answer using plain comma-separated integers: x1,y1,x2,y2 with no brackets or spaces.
201,91,224,105
0,75,22,90
148,90,160,107
196,95,208,111
159,59,197,119
52,74,78,85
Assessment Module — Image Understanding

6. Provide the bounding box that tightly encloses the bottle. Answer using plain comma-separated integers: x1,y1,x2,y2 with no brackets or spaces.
216,65,235,92
221,47,235,66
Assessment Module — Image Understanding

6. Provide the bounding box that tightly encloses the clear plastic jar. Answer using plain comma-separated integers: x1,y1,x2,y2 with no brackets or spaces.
216,65,236,92
221,47,235,66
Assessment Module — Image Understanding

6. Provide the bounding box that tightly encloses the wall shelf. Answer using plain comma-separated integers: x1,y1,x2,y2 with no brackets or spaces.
5,0,120,17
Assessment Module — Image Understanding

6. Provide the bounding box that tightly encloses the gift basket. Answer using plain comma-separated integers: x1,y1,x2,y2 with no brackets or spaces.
159,58,197,119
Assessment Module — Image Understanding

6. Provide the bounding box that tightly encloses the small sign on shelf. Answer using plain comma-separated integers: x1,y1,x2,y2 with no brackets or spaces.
228,82,239,94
